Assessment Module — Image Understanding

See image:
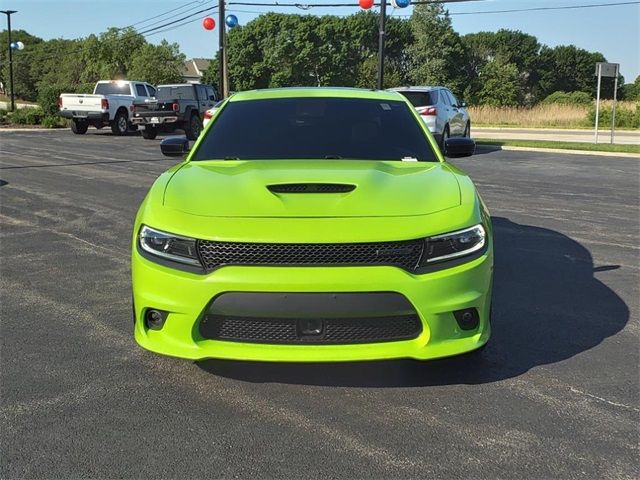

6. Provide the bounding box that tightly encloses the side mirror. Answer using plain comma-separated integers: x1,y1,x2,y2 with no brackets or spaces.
160,136,190,157
209,95,216,101
445,137,475,158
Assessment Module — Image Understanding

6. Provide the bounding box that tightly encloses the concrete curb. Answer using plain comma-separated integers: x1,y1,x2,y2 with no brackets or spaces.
0,128,70,133
478,144,640,159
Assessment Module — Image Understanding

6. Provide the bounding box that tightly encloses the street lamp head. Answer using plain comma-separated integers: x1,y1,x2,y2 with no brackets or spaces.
0,10,18,15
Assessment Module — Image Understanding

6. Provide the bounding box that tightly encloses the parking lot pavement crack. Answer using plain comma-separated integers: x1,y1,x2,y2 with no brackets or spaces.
568,387,640,413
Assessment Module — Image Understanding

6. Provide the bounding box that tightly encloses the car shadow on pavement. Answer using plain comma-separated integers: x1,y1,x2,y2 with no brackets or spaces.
197,217,629,387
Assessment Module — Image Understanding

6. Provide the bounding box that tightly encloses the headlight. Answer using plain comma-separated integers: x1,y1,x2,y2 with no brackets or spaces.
139,225,201,266
421,224,486,264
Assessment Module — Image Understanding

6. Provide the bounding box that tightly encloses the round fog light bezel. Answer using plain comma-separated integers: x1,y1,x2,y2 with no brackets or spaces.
453,308,480,331
145,309,168,330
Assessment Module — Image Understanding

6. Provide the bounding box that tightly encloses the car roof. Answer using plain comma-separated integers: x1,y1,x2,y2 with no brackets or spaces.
388,86,444,92
229,87,406,102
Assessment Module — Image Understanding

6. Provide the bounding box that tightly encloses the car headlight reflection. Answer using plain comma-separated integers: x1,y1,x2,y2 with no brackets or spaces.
139,225,201,266
421,224,486,264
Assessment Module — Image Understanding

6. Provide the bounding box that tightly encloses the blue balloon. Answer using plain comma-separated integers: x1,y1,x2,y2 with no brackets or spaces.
225,14,238,28
10,42,18,50
394,0,411,8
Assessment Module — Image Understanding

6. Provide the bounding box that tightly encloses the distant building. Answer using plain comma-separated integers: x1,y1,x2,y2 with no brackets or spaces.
183,58,211,83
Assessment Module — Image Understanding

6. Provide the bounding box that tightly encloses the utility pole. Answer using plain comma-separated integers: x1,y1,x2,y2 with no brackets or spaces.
218,0,228,98
1,10,17,112
376,1,386,90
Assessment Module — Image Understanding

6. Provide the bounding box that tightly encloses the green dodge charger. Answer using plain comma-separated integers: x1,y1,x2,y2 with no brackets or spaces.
132,87,493,362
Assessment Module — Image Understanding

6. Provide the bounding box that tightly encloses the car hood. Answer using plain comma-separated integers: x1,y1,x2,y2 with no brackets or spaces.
163,160,460,218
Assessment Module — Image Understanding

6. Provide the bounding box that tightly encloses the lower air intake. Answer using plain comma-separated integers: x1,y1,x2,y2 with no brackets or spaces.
199,314,422,345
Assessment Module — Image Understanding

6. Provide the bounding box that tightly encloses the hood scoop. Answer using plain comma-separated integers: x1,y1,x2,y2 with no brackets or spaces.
267,183,356,194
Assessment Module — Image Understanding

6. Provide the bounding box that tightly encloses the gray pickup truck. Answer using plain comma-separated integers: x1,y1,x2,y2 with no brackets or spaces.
131,83,219,140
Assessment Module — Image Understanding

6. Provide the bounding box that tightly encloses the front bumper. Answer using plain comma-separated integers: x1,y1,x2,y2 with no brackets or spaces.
132,246,493,362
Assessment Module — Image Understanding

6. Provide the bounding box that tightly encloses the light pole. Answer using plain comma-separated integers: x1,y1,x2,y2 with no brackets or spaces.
218,0,227,98
376,1,386,90
1,10,17,111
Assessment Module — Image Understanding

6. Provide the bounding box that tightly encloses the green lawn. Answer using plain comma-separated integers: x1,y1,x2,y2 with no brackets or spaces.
476,139,640,155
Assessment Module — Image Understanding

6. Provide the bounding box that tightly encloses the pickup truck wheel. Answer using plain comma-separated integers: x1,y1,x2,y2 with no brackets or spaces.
184,113,202,140
142,126,158,140
71,120,88,135
111,111,129,136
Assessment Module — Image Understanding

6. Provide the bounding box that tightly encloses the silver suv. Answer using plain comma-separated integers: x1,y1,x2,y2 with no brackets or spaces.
389,86,471,151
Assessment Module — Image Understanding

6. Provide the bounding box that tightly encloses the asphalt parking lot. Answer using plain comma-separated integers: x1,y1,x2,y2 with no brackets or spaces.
1,130,638,479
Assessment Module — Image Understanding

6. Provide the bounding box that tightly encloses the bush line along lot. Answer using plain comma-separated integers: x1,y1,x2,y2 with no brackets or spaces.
0,130,638,479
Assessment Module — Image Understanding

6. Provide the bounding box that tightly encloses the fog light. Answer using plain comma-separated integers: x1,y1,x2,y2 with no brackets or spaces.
453,308,479,330
145,309,168,330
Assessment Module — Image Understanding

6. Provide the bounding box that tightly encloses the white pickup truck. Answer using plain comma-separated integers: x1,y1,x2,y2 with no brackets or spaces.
59,80,156,135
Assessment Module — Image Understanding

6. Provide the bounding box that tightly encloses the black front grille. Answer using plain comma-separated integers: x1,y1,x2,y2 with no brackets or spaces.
199,314,422,344
197,239,424,272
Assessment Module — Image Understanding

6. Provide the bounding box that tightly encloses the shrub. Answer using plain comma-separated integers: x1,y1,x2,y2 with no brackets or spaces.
37,82,95,116
8,106,45,125
543,91,592,106
41,115,67,128
587,103,640,129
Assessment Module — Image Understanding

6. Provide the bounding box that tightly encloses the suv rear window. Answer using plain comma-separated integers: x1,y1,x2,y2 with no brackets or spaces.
156,86,195,100
194,97,437,162
397,91,438,107
94,82,132,95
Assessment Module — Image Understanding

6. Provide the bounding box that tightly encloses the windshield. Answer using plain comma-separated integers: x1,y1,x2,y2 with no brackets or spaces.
94,82,132,96
193,97,437,162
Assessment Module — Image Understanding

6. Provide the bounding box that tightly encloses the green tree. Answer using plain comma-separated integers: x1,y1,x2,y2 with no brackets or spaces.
537,45,606,98
477,60,520,107
407,4,467,97
0,29,44,101
215,12,411,92
79,27,146,82
621,75,640,100
128,40,185,85
462,29,541,105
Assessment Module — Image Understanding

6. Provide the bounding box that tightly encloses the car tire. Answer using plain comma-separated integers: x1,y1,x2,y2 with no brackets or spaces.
440,125,450,153
142,126,158,140
71,120,88,135
111,110,129,136
464,121,471,138
184,113,202,140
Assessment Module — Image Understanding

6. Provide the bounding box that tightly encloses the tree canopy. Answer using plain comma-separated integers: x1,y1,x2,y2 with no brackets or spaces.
1,7,634,105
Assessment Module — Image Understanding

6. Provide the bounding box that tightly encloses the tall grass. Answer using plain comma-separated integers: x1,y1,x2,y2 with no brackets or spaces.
469,101,639,129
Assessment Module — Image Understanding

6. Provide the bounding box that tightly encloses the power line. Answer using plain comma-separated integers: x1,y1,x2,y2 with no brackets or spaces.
226,0,483,6
121,0,206,30
144,11,218,37
398,0,640,16
136,6,217,35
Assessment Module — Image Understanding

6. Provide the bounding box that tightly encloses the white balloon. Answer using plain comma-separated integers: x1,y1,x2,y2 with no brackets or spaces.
16,41,25,50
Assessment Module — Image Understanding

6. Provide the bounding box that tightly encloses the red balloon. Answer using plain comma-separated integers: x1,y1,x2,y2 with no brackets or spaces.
203,17,215,30
359,0,374,9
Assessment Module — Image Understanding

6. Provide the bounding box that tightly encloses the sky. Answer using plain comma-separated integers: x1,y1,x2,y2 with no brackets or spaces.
4,0,640,81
